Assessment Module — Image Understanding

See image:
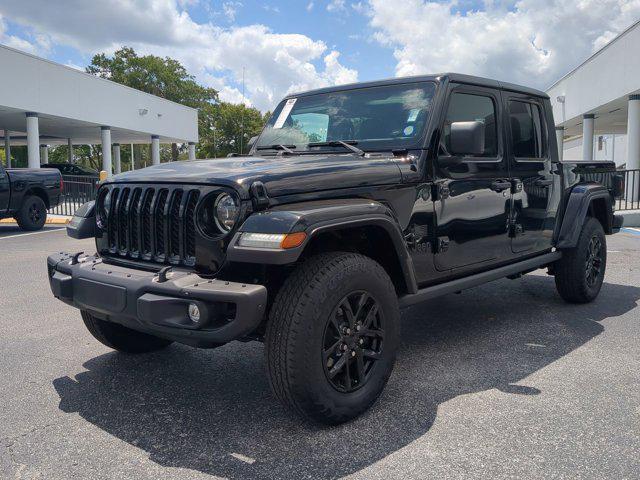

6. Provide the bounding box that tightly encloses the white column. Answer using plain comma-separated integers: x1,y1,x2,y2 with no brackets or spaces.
188,142,196,161
627,95,640,170
40,145,48,165
151,135,160,165
555,126,564,161
67,138,73,163
113,143,121,174
627,95,640,202
26,112,40,168
582,114,595,162
101,126,112,176
4,130,10,168
130,143,135,170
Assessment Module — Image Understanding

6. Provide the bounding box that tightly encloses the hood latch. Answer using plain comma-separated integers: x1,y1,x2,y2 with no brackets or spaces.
250,181,270,211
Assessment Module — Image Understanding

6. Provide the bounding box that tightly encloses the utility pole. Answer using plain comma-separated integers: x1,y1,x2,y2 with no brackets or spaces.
240,66,245,154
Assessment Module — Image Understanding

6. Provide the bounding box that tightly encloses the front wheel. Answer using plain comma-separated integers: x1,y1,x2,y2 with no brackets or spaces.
554,217,607,303
265,252,399,424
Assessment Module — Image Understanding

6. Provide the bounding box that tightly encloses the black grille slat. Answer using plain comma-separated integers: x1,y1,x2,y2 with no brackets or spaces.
169,190,184,262
117,188,130,253
128,188,142,257
141,189,154,258
154,189,169,261
185,190,199,263
99,184,202,267
107,188,120,252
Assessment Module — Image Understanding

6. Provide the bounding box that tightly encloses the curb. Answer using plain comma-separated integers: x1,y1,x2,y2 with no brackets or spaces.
0,217,71,225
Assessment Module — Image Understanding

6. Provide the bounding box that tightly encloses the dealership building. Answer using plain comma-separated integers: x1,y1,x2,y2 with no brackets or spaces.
0,44,198,175
547,19,640,171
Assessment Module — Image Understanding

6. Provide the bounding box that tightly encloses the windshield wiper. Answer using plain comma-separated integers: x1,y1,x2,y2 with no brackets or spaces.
307,140,365,157
256,144,296,154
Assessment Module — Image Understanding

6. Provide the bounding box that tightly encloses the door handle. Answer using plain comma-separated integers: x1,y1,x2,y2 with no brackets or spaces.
534,179,553,187
490,180,511,192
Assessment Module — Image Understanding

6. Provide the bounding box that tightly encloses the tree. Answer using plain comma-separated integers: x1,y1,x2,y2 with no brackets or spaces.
198,102,269,158
87,47,218,161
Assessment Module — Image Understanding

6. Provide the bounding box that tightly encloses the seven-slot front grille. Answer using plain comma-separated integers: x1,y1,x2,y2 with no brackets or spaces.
104,185,201,266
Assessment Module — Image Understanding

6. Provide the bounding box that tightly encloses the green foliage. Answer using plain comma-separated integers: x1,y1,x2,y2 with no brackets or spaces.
85,47,270,163
87,47,217,109
198,102,270,158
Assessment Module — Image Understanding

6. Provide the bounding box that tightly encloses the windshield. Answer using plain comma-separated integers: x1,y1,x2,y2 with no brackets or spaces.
255,82,436,153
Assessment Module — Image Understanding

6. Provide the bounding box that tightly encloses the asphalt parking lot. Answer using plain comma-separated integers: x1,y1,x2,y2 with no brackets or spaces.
1,224,639,479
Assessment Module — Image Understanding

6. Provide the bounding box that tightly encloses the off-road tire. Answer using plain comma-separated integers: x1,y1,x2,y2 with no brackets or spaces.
555,216,606,303
265,252,400,425
81,310,173,353
16,195,47,231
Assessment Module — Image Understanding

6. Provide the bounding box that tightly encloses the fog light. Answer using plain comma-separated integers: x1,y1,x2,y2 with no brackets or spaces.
188,303,201,323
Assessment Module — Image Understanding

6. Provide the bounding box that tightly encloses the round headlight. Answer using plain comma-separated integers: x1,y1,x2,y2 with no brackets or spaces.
214,193,239,232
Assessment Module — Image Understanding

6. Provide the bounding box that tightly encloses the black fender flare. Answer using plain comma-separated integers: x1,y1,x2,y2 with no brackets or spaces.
226,199,418,294
556,183,613,249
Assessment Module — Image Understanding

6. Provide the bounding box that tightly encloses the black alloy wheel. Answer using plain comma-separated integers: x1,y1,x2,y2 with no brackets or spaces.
322,291,385,393
585,236,603,288
28,200,44,224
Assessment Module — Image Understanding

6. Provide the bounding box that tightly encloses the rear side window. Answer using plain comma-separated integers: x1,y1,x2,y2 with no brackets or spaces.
443,93,498,157
509,101,545,158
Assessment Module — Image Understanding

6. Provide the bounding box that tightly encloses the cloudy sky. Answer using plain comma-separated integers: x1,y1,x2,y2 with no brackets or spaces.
0,0,639,111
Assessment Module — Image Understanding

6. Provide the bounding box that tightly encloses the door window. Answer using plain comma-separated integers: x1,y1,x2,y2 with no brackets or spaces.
443,93,498,157
508,101,545,158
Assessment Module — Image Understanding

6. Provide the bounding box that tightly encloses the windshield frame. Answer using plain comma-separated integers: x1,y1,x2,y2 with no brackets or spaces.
253,80,438,155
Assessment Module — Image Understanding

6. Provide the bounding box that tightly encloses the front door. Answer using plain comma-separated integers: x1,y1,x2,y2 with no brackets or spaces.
503,94,556,253
433,86,512,272
0,164,9,213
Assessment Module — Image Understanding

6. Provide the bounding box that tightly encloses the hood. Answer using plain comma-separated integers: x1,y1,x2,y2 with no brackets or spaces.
109,153,402,199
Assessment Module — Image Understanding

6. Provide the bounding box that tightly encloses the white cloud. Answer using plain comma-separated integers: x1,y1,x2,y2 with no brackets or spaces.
0,0,358,111
0,15,49,56
222,1,242,22
366,0,640,89
327,0,346,12
307,2,315,11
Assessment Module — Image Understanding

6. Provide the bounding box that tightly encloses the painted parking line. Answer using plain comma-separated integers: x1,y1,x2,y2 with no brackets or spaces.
0,227,65,240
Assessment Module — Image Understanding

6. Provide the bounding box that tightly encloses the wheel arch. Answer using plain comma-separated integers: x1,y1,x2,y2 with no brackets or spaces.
226,200,418,295
556,183,613,249
23,186,50,209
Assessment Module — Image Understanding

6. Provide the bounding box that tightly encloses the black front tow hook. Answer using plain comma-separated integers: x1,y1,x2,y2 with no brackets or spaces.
70,251,85,265
156,266,173,283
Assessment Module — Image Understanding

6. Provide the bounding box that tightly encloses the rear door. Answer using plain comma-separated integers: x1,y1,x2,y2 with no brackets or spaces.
0,164,9,213
503,93,556,253
432,85,512,272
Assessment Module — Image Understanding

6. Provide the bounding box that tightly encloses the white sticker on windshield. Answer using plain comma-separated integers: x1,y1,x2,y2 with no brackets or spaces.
273,98,297,129
407,108,420,122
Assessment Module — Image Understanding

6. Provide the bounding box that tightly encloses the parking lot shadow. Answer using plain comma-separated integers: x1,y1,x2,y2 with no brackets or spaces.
53,276,640,479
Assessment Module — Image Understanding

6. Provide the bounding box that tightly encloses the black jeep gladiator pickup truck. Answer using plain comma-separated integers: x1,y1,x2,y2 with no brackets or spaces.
1,163,62,230
47,73,624,424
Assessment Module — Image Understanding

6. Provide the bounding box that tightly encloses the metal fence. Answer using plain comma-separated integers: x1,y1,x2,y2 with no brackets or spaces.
616,169,640,211
50,174,100,216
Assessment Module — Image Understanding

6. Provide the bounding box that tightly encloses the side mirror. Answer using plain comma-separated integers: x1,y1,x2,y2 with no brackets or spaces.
247,135,258,151
450,121,485,156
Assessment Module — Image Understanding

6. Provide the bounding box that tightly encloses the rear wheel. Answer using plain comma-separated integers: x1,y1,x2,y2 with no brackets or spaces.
554,217,606,303
16,195,47,231
265,252,399,424
81,310,173,353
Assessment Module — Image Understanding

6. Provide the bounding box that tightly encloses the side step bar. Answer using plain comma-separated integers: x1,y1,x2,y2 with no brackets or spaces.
399,251,561,309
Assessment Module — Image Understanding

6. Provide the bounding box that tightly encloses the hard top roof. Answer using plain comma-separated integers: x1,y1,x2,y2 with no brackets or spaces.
286,73,548,100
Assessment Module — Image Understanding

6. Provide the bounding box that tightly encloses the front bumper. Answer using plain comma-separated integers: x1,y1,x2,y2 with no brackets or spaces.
47,253,267,347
